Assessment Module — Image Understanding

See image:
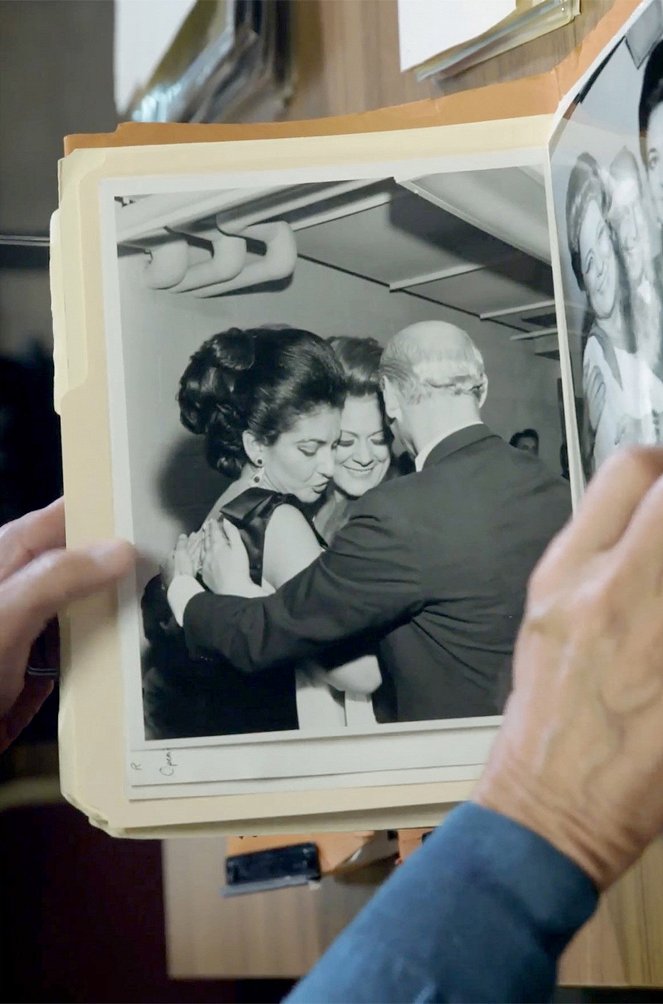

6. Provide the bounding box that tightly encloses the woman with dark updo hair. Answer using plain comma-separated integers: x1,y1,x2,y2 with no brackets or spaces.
144,325,381,738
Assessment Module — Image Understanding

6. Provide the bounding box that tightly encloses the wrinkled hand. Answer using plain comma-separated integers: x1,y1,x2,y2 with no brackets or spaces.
200,519,254,596
0,498,134,753
474,447,663,889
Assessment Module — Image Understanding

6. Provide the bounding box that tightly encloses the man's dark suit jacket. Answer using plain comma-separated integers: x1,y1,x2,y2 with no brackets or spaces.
183,424,571,721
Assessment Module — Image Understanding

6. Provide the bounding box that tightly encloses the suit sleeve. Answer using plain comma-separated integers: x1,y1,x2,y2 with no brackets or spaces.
285,803,598,1004
183,502,422,673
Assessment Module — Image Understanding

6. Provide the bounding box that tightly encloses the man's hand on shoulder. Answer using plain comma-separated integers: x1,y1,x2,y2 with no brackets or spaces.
0,498,134,752
475,447,663,890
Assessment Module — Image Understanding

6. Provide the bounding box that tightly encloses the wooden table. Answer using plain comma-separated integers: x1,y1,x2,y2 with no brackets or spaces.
163,831,663,986
163,836,381,979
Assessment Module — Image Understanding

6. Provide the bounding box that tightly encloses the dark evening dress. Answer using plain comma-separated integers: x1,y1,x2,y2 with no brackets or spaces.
141,487,309,739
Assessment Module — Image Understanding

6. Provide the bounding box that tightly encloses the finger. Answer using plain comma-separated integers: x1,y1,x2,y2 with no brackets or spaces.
562,448,663,559
222,518,241,544
0,498,66,583
611,463,663,589
207,520,224,544
3,539,135,627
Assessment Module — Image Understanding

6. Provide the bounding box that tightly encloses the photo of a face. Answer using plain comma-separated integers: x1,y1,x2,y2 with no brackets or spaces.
551,6,663,478
256,405,341,504
644,101,663,224
333,395,391,498
578,198,619,321
609,156,651,285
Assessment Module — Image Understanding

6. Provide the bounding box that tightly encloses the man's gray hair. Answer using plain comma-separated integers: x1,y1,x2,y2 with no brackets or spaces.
379,322,487,405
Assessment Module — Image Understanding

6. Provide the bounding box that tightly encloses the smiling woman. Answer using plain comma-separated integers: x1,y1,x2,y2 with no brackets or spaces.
315,336,392,543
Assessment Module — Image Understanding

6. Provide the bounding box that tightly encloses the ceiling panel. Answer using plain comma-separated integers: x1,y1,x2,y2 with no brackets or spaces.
294,189,518,287
409,253,554,318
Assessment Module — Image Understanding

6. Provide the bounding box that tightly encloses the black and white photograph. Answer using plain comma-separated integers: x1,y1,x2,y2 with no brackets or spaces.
550,0,663,478
100,159,572,795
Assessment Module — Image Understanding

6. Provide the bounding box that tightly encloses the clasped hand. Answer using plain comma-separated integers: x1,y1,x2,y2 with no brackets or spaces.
166,518,253,595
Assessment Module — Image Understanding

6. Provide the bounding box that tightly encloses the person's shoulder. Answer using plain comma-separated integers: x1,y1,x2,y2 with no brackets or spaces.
515,452,572,506
347,468,420,520
266,501,313,537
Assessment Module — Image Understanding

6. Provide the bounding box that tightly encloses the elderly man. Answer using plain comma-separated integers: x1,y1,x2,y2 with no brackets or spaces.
168,321,570,722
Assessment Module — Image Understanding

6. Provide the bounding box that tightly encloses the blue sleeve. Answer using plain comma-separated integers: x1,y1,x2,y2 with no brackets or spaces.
285,803,598,1003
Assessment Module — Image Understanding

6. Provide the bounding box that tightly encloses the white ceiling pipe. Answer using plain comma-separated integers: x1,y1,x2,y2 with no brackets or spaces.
115,180,378,244
143,238,190,289
191,222,297,298
166,233,248,293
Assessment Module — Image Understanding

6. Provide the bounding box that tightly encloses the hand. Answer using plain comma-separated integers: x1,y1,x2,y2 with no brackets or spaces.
0,498,134,753
200,519,256,596
185,527,204,575
162,531,200,585
474,447,663,889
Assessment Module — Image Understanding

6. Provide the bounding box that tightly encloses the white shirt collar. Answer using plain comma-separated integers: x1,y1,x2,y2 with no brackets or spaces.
414,421,484,472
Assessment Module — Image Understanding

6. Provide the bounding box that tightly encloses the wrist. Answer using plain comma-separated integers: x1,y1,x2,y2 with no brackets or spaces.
167,574,204,627
473,736,634,891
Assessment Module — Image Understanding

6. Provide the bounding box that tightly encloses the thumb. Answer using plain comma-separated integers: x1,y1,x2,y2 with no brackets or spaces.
5,539,136,625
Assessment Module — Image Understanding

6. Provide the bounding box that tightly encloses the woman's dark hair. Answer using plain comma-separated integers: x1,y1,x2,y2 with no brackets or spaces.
327,335,392,445
327,336,383,397
178,326,346,478
639,41,663,163
565,152,608,291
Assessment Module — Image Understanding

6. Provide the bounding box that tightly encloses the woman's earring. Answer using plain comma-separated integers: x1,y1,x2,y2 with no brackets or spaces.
252,457,264,484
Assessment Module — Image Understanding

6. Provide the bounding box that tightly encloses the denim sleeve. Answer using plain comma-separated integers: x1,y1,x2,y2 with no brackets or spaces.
285,803,598,1003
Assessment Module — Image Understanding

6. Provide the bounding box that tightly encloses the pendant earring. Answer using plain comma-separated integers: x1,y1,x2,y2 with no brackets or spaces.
252,458,264,485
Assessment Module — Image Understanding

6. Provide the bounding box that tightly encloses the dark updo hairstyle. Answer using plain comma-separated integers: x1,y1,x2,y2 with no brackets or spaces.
639,40,663,164
326,336,383,397
178,326,346,478
565,152,608,292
